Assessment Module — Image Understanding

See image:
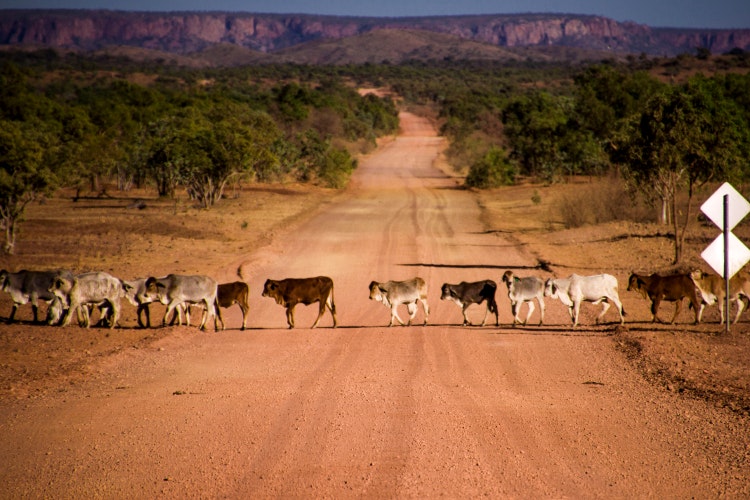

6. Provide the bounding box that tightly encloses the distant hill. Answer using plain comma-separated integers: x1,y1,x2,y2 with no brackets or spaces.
1,10,749,66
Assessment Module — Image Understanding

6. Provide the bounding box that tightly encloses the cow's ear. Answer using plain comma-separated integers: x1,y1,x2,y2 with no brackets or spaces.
551,283,557,294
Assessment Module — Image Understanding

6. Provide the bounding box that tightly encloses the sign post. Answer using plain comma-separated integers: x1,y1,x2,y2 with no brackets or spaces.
700,182,750,333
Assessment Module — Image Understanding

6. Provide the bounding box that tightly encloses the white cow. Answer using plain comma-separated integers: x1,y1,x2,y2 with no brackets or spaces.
501,270,545,326
144,274,221,331
544,273,625,327
49,271,127,329
368,277,429,327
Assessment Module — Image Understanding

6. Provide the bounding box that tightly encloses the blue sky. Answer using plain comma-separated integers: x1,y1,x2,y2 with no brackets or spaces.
2,0,749,29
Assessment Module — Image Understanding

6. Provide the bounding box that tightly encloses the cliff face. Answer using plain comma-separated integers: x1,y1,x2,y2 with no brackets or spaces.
1,10,748,57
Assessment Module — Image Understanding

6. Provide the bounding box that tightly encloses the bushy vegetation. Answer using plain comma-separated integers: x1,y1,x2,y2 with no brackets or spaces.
0,55,398,253
2,49,749,261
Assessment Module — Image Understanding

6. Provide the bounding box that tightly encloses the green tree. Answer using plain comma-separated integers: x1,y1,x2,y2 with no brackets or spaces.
465,147,517,188
618,76,749,263
0,120,58,254
502,90,571,182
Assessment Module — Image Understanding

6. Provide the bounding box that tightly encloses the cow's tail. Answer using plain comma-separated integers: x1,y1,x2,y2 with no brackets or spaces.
328,282,336,313
237,262,251,283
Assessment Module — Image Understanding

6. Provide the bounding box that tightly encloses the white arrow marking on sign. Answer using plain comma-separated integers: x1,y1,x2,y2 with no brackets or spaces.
700,182,750,231
701,232,750,279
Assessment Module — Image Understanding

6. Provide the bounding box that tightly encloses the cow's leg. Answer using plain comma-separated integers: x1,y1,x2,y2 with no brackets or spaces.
669,300,683,324
286,304,296,329
406,302,419,326
596,300,611,325
183,305,191,326
463,304,473,326
389,305,405,326
60,302,79,327
420,298,429,325
650,298,661,322
137,303,150,328
200,298,218,331
733,296,747,324
109,300,120,329
327,294,337,328
239,303,248,331
610,296,625,324
537,297,545,325
31,303,40,323
78,304,91,328
489,298,499,326
524,301,535,326
311,300,326,329
163,301,179,327
213,299,225,331
719,298,726,324
572,300,583,327
7,304,19,323
511,302,520,325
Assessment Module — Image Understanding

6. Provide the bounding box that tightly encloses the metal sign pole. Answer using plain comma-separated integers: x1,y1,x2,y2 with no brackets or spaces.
724,194,730,334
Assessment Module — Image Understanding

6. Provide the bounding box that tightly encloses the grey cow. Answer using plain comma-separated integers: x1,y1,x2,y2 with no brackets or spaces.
501,270,545,326
0,269,72,324
49,271,127,329
144,274,222,331
368,277,430,327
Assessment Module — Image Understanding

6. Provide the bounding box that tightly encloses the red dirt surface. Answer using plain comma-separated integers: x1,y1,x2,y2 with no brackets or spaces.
0,112,748,498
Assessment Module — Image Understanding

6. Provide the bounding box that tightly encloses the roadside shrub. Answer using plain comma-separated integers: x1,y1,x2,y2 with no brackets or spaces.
465,147,517,188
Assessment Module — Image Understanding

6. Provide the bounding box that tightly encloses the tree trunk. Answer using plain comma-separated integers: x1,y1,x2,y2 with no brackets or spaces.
3,215,16,255
660,197,668,225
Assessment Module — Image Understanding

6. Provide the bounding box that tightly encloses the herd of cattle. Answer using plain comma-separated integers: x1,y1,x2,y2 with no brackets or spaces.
1,266,749,330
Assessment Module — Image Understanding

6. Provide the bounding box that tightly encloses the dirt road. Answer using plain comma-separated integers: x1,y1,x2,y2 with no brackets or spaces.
1,113,747,498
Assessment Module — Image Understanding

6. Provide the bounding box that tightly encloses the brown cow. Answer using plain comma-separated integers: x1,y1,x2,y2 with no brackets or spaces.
626,272,699,324
216,281,250,330
261,276,337,329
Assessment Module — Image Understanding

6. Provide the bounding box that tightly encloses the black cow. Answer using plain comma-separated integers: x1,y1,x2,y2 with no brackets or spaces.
440,280,499,326
262,277,337,329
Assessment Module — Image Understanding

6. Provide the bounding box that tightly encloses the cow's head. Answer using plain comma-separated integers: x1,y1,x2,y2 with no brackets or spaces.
544,278,558,298
262,279,285,305
48,274,73,299
501,270,514,287
689,269,705,281
440,283,453,300
0,270,8,291
368,281,385,303
626,273,640,292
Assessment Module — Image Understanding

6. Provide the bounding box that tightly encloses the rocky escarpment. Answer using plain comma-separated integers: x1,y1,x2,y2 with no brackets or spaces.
1,10,748,57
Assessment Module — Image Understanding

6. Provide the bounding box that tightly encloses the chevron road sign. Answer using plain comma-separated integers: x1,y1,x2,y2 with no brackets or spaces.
700,182,750,279
700,182,750,333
